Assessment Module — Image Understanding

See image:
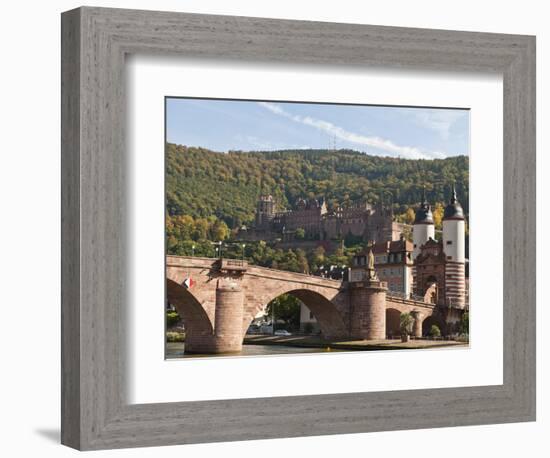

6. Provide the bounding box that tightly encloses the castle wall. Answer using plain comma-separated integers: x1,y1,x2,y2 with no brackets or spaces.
252,197,399,243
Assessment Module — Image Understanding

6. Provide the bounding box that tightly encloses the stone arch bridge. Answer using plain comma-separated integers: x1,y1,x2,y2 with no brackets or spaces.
167,256,437,353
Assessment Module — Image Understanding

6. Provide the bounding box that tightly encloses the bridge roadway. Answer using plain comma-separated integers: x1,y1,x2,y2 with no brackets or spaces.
166,255,436,353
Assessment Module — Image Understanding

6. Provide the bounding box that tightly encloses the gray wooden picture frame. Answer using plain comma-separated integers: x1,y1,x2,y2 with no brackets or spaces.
61,6,536,451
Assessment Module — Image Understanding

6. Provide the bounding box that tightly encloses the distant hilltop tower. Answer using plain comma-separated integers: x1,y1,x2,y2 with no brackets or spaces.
412,189,435,260
255,195,275,229
442,185,466,308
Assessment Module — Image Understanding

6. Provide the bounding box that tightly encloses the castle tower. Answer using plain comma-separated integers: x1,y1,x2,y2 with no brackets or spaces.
442,185,466,308
255,195,275,229
412,189,435,260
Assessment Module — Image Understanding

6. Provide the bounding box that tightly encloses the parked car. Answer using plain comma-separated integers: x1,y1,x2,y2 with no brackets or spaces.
247,325,261,335
274,329,291,336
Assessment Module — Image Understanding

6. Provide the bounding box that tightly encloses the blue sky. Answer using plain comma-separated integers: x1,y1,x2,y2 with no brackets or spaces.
166,98,469,160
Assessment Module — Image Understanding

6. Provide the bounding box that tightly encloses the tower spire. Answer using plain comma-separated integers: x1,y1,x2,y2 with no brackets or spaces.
450,183,457,204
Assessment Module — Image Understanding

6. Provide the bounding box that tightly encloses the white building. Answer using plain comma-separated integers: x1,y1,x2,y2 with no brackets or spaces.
442,186,466,308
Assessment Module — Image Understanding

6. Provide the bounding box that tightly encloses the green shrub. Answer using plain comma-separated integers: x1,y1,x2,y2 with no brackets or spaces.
166,331,185,342
166,310,181,328
400,312,413,336
429,324,441,337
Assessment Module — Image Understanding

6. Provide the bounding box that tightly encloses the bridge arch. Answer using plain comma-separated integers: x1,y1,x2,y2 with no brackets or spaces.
246,287,348,340
386,308,402,338
166,279,214,345
422,314,443,337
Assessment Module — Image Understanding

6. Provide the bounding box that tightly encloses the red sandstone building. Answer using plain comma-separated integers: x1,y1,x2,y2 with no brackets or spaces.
251,194,403,243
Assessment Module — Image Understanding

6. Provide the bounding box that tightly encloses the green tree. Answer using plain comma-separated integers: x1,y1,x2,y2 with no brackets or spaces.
265,294,301,329
211,219,230,240
166,310,181,328
296,249,310,274
404,207,415,224
429,324,441,337
432,202,444,229
459,312,469,335
193,218,209,240
400,312,414,336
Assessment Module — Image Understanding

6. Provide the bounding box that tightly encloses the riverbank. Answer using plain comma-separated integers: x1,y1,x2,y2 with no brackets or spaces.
164,332,469,358
166,342,342,358
243,334,468,351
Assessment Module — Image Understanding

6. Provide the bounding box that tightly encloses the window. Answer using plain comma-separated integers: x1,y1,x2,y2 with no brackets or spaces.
446,240,453,245
309,311,314,319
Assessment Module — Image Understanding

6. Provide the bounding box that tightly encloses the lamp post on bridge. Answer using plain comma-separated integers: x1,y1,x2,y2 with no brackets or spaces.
191,244,195,257
213,241,223,259
241,243,246,261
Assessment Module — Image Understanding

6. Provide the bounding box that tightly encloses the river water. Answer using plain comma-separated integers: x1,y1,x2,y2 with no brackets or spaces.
166,342,340,359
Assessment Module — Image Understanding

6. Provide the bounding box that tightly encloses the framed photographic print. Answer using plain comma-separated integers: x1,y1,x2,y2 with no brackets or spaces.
61,6,536,450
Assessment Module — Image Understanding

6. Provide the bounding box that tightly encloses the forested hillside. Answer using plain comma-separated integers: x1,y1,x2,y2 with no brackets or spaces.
166,143,469,273
166,143,469,229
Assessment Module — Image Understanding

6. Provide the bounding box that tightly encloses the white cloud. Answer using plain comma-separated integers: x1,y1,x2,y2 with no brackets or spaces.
258,102,446,159
408,109,467,140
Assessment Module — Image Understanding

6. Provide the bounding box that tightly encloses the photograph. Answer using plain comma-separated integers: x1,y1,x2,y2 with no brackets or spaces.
164,98,470,358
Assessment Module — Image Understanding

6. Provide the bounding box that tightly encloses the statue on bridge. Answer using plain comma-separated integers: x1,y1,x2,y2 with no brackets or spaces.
366,242,378,281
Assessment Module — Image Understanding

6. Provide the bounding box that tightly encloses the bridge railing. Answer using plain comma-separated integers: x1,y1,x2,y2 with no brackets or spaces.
386,290,427,302
387,294,435,308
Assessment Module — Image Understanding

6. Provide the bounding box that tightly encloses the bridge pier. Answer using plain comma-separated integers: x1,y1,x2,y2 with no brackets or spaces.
184,280,245,354
350,280,388,340
411,311,423,338
213,280,244,353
